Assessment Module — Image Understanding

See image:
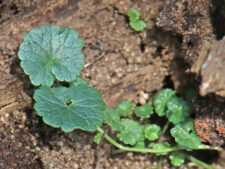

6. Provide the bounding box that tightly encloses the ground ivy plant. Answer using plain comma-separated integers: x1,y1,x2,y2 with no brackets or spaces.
18,25,221,169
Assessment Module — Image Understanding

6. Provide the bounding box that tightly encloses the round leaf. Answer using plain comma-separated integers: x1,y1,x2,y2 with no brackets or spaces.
127,8,140,22
18,25,85,86
170,119,202,150
129,20,147,32
116,100,133,117
134,104,153,118
169,151,185,167
144,124,161,141
104,108,123,131
117,119,144,145
166,96,190,124
153,89,176,116
34,85,105,132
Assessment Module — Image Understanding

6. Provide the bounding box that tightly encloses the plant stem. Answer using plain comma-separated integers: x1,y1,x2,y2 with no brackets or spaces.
96,127,182,153
160,121,170,137
187,155,215,169
198,145,223,151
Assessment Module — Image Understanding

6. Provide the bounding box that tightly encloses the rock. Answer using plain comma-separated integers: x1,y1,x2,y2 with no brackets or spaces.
200,36,225,97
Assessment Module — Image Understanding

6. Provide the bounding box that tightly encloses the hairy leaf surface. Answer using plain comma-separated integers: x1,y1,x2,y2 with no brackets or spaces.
34,84,105,132
116,100,133,117
166,96,190,124
153,89,176,116
104,108,123,131
144,124,161,141
127,8,140,22
170,119,202,150
129,20,147,32
169,151,185,167
117,119,144,145
134,104,153,118
18,25,85,86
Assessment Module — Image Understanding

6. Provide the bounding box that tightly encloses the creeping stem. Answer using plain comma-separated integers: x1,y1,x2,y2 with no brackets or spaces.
96,127,182,153
96,127,221,169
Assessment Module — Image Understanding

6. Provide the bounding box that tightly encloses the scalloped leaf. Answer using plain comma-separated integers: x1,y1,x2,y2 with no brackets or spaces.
144,124,161,141
127,8,140,22
127,8,147,32
166,96,191,124
18,25,85,86
34,84,105,132
134,104,153,118
153,89,176,116
129,20,147,32
169,151,185,167
170,119,202,150
104,108,123,131
117,119,144,145
116,100,133,117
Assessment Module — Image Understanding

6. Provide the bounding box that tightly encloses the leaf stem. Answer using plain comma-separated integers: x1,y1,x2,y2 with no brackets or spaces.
160,120,170,137
187,155,216,169
198,145,223,151
96,127,182,153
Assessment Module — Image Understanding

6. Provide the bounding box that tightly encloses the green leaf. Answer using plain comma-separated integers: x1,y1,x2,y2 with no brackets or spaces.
166,96,190,124
153,89,176,116
70,76,89,87
94,132,103,144
129,20,147,32
144,124,161,141
18,25,85,86
117,119,144,145
104,108,123,131
127,8,147,32
134,104,153,118
170,119,202,150
116,100,133,117
127,8,140,22
34,84,105,132
169,151,185,167
150,142,171,156
135,141,145,148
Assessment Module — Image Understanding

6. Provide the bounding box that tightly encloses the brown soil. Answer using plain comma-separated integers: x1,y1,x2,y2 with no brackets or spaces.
0,0,224,169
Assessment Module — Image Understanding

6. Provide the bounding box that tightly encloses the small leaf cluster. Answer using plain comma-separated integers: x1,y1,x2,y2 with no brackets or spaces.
153,89,201,150
127,8,147,31
104,101,156,146
101,88,202,167
18,25,105,132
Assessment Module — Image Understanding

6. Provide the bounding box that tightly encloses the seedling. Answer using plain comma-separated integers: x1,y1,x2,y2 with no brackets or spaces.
127,8,147,31
18,25,221,169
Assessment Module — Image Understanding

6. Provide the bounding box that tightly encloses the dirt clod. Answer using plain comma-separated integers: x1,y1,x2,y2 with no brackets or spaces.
156,0,214,65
